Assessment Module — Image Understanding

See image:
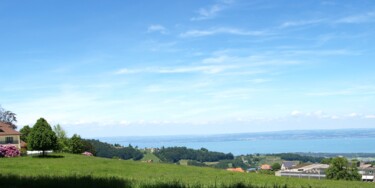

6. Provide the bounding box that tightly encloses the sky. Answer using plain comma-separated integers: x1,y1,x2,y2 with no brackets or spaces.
1,0,375,137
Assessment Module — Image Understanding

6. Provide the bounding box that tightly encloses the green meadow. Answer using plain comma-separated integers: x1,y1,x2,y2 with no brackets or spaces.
0,153,373,188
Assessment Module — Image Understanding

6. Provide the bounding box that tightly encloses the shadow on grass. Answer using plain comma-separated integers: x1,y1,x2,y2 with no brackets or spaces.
0,174,131,188
0,174,290,188
31,155,64,158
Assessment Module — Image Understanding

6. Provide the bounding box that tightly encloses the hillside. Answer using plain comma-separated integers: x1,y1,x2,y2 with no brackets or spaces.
0,153,373,188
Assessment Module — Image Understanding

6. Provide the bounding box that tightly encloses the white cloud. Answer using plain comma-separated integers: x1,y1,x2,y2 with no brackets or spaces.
180,28,266,37
291,110,303,117
280,19,324,28
365,115,375,119
348,113,359,117
190,0,233,21
336,12,375,24
115,65,234,75
147,24,167,34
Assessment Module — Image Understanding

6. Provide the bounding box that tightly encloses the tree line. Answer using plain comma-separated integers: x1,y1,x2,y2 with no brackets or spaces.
154,147,234,163
84,139,143,160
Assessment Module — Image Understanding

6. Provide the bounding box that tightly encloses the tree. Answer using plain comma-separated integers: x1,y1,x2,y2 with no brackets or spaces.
19,125,31,142
70,134,84,154
0,106,17,129
53,124,70,152
28,118,58,156
326,157,361,181
271,163,281,171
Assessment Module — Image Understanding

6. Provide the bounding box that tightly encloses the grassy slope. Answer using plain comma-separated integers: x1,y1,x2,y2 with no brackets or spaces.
141,152,161,163
0,153,372,188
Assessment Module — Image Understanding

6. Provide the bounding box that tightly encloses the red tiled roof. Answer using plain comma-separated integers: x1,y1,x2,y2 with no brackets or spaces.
0,122,21,136
227,168,245,172
260,164,272,170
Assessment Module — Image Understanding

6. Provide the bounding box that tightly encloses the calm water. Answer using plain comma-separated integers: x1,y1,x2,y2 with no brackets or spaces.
99,137,375,155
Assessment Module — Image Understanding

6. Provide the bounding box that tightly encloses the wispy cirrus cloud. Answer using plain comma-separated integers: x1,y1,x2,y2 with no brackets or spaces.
180,27,267,37
190,0,234,21
147,24,167,34
115,65,234,75
279,11,375,29
336,11,375,24
280,19,325,28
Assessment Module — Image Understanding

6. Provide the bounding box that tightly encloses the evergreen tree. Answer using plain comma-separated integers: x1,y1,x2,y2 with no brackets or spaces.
28,118,58,156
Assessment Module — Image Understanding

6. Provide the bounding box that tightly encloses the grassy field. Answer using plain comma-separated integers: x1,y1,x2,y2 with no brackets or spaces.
141,152,161,163
0,153,373,188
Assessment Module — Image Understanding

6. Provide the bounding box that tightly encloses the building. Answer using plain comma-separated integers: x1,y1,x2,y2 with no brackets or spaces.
227,168,245,172
260,164,272,170
0,122,21,149
276,163,329,180
358,165,375,182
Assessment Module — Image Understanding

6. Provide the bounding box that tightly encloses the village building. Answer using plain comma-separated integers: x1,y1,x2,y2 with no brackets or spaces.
276,163,329,180
0,122,21,149
358,164,375,182
227,168,245,173
260,164,272,170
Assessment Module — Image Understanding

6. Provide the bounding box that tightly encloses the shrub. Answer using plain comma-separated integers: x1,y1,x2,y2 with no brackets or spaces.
82,151,93,156
0,145,20,157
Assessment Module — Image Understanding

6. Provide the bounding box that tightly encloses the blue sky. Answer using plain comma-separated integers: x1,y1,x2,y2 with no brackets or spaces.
1,0,375,137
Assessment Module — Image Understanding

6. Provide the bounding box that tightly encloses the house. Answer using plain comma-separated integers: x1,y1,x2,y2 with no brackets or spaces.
260,164,272,170
281,161,298,170
227,168,245,173
0,122,21,149
358,166,375,182
276,163,329,180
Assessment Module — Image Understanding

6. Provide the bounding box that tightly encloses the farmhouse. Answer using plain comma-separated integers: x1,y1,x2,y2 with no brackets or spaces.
0,122,21,149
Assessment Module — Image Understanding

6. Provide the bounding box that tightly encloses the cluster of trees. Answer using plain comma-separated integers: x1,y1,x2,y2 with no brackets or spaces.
20,118,93,156
326,157,361,181
272,153,324,163
84,139,143,160
154,147,234,163
0,106,17,129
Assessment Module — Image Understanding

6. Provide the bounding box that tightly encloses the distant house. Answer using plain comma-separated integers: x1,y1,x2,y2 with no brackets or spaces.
246,167,258,172
227,168,245,173
281,161,298,170
260,164,272,170
0,122,21,149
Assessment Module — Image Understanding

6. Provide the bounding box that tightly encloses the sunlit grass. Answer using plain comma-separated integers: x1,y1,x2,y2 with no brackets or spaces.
0,153,372,187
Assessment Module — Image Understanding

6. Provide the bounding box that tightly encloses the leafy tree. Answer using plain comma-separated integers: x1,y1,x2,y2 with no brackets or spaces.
19,125,31,142
27,118,58,156
70,134,84,154
53,124,70,152
0,106,17,129
271,163,281,171
326,157,361,181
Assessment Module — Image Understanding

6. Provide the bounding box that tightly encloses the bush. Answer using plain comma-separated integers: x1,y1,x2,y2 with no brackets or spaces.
0,145,20,157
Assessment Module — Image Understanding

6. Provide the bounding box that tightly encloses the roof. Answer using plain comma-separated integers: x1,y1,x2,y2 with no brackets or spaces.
0,122,21,136
282,161,298,168
227,168,245,172
260,164,272,170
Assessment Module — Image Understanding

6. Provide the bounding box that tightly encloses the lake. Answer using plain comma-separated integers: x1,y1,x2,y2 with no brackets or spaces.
97,129,375,155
